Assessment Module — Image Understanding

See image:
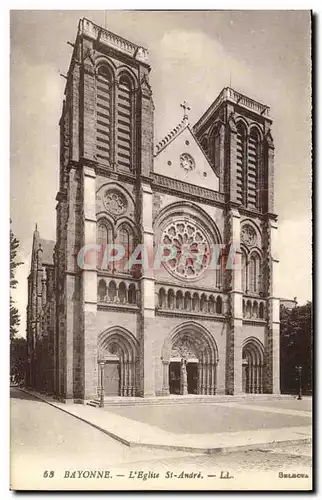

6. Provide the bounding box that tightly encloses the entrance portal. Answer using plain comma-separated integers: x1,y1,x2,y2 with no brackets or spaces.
98,326,139,397
162,322,219,396
242,338,265,393
169,361,199,395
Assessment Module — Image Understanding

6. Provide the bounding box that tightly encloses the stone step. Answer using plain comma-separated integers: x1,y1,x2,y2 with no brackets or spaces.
86,400,100,408
87,394,295,408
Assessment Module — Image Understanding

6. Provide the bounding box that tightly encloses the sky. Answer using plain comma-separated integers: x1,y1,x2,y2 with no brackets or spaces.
10,10,312,338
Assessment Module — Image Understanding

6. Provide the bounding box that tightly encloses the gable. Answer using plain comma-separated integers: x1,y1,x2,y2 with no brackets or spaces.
154,127,219,191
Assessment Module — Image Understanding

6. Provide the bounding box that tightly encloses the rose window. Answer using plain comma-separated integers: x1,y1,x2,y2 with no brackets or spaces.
161,220,210,280
103,190,127,216
241,224,257,247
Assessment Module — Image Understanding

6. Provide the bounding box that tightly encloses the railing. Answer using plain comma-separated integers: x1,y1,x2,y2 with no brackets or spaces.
194,87,270,133
80,18,149,62
97,276,139,307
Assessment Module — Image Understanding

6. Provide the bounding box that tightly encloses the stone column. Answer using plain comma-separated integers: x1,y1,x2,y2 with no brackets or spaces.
201,362,206,395
81,165,98,401
226,208,243,395
226,109,239,204
137,68,155,397
162,360,170,396
264,217,280,394
126,360,131,396
219,123,226,194
181,359,188,395
139,183,156,397
63,165,81,402
210,362,216,395
204,362,209,395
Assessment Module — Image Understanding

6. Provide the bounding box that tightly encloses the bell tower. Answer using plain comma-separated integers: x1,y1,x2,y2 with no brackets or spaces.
55,18,154,401
193,88,280,395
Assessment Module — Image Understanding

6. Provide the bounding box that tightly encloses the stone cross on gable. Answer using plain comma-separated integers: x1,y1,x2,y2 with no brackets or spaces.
180,100,191,120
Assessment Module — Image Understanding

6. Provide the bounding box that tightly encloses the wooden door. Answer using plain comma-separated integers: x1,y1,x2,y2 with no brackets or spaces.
104,361,120,396
169,362,181,395
187,362,198,394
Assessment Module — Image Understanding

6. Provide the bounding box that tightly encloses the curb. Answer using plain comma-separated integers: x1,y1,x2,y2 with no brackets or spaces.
16,388,312,455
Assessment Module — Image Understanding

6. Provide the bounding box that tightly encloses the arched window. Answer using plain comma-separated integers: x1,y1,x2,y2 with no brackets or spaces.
249,252,261,294
98,279,107,301
212,128,220,176
118,282,127,304
216,250,223,289
118,224,134,273
259,302,264,319
108,281,117,302
128,284,136,305
241,249,247,292
253,301,258,318
96,65,113,165
192,293,199,312
200,293,207,312
184,292,191,311
200,137,209,158
97,221,113,270
159,288,166,308
248,128,260,210
167,289,175,310
216,296,223,314
246,300,252,318
236,122,247,205
208,295,215,314
176,291,183,310
117,75,133,170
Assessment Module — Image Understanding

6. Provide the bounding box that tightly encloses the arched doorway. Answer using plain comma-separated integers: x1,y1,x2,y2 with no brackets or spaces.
98,327,138,397
161,322,219,396
242,337,264,394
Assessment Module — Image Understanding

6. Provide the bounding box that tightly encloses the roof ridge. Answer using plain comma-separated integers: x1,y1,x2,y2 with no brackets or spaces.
154,117,189,156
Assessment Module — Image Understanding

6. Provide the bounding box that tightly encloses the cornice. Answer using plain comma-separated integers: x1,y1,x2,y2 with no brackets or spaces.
97,303,139,313
151,173,225,206
156,309,227,322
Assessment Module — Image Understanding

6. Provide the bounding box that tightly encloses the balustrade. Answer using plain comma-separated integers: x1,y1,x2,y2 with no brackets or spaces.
97,277,139,306
156,284,225,316
243,296,266,320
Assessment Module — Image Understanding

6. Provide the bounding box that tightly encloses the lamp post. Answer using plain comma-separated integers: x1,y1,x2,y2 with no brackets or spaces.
296,365,303,400
98,361,105,408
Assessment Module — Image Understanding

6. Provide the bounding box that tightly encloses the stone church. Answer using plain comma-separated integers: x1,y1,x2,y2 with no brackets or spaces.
26,18,280,403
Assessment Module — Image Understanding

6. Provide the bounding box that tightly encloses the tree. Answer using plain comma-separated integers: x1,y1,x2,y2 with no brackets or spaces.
280,302,312,394
10,222,23,339
10,337,27,384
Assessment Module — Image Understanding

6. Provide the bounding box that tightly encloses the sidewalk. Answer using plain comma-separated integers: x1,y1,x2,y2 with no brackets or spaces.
18,388,312,455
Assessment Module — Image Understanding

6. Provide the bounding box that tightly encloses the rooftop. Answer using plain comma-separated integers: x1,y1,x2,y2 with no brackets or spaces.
78,18,149,64
193,87,271,133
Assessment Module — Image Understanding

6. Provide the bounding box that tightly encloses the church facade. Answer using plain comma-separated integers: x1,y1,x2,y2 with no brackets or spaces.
26,18,280,402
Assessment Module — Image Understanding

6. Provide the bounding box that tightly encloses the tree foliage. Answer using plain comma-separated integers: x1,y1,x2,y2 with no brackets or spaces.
10,337,27,384
10,222,23,340
280,302,312,394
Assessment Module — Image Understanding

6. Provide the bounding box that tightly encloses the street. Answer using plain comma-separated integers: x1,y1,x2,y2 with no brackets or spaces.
10,388,312,490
